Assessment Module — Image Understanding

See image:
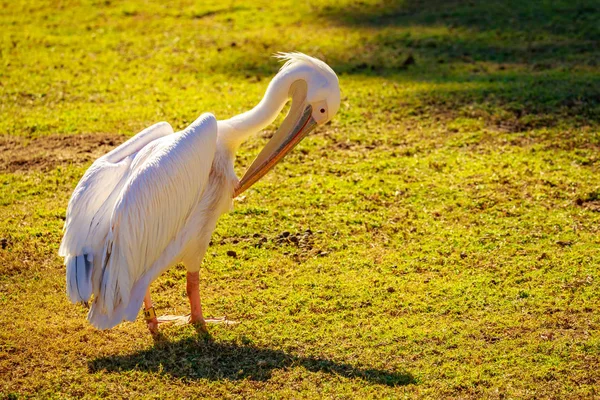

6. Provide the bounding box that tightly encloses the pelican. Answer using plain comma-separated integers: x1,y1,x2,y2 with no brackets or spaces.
59,52,341,333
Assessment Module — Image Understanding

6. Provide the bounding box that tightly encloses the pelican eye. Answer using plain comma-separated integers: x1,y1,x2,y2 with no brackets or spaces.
320,108,325,113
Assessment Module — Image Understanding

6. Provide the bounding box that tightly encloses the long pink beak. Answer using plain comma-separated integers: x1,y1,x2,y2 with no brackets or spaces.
234,104,317,197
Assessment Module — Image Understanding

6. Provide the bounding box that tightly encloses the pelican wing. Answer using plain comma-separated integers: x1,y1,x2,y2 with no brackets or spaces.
60,122,174,303
94,113,218,318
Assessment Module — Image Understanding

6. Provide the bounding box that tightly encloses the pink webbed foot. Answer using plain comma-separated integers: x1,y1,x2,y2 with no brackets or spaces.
157,314,238,327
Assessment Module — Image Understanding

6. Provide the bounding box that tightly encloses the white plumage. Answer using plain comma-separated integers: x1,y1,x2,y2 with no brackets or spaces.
61,121,175,304
61,115,226,328
60,53,341,331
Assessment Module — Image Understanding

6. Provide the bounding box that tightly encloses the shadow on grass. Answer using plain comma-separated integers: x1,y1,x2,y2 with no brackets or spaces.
320,0,599,68
221,0,598,72
319,0,599,124
215,0,599,132
89,336,414,386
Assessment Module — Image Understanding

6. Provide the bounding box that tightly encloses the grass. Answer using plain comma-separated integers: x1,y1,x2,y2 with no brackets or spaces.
1,0,599,398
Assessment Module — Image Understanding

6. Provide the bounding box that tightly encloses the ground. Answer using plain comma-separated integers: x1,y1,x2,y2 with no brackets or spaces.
1,0,599,398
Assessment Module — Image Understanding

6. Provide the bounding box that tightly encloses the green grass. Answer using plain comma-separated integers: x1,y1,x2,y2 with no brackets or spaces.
1,0,599,398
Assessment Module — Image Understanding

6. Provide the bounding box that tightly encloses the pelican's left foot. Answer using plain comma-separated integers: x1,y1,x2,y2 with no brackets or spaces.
157,314,190,326
157,314,238,327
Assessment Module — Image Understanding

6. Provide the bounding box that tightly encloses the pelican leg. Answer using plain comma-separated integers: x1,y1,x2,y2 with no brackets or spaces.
153,271,209,329
154,272,204,327
143,288,159,335
156,271,238,330
186,271,205,325
186,271,238,328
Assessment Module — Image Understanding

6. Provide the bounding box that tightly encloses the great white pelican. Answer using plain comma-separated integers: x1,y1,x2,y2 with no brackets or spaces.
59,52,341,333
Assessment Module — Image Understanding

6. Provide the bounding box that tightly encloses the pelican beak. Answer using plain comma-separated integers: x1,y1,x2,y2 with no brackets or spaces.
234,103,317,197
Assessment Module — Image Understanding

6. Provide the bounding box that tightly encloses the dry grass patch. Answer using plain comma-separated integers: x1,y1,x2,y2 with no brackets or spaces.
0,134,125,173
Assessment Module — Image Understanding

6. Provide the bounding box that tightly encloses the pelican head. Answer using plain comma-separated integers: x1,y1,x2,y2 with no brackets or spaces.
234,52,341,196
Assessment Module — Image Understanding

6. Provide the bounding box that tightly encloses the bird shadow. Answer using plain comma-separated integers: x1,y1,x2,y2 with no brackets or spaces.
89,334,414,386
